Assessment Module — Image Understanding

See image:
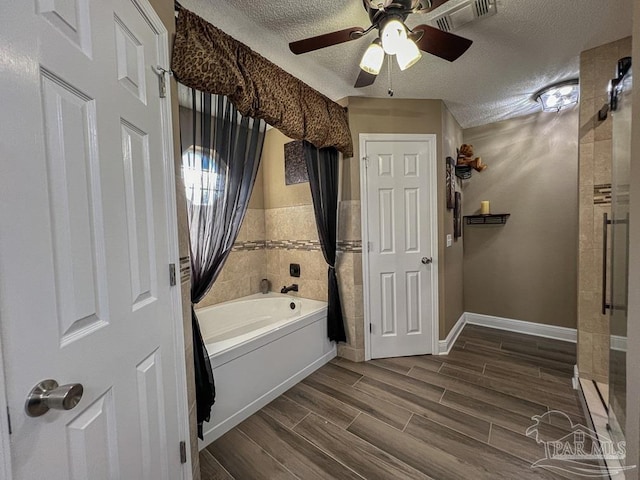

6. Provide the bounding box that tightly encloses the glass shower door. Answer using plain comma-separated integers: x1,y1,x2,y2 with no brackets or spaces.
608,63,632,452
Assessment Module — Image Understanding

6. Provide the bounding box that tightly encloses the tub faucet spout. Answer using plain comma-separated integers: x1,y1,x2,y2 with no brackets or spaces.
280,284,299,294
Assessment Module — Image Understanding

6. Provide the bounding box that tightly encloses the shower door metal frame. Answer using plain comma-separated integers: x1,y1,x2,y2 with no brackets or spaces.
607,61,632,462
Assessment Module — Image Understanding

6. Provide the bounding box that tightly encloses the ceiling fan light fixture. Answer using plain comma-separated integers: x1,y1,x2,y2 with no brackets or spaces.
381,18,407,55
359,39,385,75
396,38,422,71
534,79,580,112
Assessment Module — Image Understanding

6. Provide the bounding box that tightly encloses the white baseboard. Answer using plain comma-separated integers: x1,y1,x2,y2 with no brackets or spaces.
437,312,577,355
438,313,466,355
465,312,577,343
199,346,336,448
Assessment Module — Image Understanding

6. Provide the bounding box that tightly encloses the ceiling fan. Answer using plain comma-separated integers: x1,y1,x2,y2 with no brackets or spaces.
289,0,473,88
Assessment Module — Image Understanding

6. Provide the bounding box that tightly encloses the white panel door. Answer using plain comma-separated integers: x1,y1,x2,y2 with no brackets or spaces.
0,0,187,479
363,136,437,359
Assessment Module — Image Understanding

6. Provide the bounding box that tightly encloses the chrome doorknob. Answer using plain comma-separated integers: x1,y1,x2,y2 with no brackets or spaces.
421,257,432,264
25,379,84,417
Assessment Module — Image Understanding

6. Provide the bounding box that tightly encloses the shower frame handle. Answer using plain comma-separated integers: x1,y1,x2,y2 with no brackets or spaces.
602,212,612,315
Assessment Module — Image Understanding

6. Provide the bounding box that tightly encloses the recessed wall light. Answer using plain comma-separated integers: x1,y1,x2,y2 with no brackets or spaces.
534,79,580,112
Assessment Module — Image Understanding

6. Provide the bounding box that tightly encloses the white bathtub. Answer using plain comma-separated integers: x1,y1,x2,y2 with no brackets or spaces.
196,292,335,447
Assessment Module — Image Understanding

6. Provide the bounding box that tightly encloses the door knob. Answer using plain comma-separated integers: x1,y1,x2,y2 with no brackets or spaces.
421,257,432,264
25,379,84,417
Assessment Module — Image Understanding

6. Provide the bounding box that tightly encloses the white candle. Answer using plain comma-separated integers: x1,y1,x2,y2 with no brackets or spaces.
480,201,490,215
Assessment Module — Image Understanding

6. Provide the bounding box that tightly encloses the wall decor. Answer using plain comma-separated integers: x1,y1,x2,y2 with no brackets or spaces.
455,144,488,179
446,156,455,209
454,191,462,239
284,140,309,185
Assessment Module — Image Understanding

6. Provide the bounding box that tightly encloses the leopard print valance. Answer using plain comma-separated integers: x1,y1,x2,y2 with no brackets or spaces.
171,7,354,157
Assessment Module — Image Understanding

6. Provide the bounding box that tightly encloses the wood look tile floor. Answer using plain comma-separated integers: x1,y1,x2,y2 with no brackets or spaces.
201,325,589,480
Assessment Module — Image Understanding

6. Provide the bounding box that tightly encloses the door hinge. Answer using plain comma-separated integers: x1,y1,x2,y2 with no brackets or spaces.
169,263,176,286
179,440,187,464
369,323,372,333
368,241,372,253
362,156,369,168
6,407,11,435
152,65,173,98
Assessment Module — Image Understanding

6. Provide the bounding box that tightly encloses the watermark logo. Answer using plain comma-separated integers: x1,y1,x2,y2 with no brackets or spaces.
526,410,635,477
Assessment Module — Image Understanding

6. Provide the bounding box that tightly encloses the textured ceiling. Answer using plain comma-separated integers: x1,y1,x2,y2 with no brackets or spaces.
180,0,633,128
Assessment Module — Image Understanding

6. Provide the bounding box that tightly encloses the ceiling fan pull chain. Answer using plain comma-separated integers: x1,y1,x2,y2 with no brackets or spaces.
387,56,394,97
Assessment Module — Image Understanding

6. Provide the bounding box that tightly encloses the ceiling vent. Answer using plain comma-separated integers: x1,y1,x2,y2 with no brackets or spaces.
430,0,497,33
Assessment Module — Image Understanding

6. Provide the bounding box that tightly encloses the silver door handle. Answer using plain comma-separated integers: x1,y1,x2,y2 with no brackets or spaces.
421,257,432,264
25,379,84,417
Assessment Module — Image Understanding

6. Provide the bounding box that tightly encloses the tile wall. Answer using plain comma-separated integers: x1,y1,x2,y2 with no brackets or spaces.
577,36,632,383
196,209,267,307
196,200,362,320
265,204,328,302
336,200,364,362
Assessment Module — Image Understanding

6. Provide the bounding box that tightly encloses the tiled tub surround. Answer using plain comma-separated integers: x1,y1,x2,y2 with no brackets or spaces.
196,200,366,362
265,204,328,302
196,208,267,308
198,203,363,307
577,36,632,383
337,200,365,363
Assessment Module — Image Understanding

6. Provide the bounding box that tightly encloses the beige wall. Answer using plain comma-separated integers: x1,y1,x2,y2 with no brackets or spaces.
344,97,443,201
249,162,265,209
577,36,632,383
442,106,465,338
147,0,200,477
462,109,579,329
263,129,312,208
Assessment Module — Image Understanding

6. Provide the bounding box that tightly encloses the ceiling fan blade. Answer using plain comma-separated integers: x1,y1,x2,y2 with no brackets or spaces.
411,24,472,62
410,0,452,13
289,27,366,55
354,70,378,88
422,0,452,12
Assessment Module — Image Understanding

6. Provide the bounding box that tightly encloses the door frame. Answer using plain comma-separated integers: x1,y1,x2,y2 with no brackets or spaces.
0,1,192,477
0,335,10,480
360,133,440,361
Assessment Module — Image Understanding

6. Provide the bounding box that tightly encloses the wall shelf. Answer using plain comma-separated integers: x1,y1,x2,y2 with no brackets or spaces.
464,214,510,225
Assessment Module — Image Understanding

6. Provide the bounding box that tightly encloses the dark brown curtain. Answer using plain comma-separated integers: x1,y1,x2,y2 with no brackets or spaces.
303,142,346,342
171,6,353,157
180,85,266,438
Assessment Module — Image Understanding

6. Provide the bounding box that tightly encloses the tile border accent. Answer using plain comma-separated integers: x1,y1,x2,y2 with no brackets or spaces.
266,239,321,251
231,240,266,251
179,256,190,283
338,240,362,253
594,184,611,205
230,239,363,252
